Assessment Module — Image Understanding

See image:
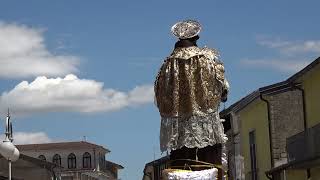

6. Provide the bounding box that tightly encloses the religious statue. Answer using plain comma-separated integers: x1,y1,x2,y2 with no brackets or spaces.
154,20,229,179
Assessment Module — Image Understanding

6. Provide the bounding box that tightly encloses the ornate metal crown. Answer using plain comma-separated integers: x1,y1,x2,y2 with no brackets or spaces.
171,20,202,39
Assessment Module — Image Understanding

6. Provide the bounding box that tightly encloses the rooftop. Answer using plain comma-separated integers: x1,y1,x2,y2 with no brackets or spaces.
0,153,60,169
105,160,124,169
16,141,110,153
221,57,320,116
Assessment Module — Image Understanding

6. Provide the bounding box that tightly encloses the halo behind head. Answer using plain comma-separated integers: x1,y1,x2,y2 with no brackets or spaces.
171,20,202,39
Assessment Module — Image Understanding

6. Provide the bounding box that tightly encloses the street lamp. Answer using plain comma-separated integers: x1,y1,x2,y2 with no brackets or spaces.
0,110,20,180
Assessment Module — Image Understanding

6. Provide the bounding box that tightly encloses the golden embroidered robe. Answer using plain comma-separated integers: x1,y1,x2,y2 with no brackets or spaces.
155,46,229,152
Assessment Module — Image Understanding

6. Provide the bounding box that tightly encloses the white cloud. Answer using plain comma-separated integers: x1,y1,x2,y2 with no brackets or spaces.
0,22,79,78
257,36,320,55
241,59,309,73
0,132,52,145
0,74,154,115
241,36,319,72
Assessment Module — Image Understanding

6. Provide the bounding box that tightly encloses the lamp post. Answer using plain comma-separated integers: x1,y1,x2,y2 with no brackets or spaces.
0,110,20,180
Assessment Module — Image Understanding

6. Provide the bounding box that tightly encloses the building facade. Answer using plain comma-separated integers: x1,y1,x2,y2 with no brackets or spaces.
17,141,123,180
0,153,62,180
221,57,320,180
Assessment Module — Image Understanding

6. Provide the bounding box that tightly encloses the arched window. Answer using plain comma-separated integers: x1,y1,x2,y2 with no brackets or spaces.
52,154,61,165
38,155,46,161
83,152,91,168
68,153,77,169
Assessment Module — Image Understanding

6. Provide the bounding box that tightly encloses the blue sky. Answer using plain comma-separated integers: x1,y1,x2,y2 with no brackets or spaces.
0,1,320,179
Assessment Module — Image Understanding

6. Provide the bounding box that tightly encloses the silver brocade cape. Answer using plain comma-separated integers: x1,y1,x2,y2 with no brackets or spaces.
155,46,229,152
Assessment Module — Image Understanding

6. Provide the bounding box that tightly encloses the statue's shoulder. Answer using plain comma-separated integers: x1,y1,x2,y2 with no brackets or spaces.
168,46,202,59
167,46,222,64
200,47,221,63
200,47,225,75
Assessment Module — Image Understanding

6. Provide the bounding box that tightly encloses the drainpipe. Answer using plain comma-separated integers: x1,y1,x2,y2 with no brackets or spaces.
260,94,274,180
260,94,274,167
292,85,311,178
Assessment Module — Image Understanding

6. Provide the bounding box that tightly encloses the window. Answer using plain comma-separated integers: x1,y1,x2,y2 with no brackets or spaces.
83,152,91,168
249,130,258,180
68,153,77,169
38,155,46,161
52,154,61,165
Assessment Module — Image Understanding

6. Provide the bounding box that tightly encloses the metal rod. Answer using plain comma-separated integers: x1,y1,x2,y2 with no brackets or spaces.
9,160,11,180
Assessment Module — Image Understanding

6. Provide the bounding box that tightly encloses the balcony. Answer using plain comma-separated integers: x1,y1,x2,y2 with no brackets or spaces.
287,122,320,166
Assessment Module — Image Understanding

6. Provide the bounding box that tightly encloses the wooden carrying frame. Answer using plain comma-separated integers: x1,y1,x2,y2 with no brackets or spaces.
166,159,228,180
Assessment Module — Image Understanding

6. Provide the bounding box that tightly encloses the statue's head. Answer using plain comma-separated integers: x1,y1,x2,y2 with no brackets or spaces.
172,20,201,48
171,20,201,40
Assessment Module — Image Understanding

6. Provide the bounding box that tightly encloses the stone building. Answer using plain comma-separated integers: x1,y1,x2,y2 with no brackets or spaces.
0,153,62,179
16,141,123,180
221,57,320,180
264,89,305,167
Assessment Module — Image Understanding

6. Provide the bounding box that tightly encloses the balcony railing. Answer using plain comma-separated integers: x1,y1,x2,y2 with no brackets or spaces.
287,122,320,163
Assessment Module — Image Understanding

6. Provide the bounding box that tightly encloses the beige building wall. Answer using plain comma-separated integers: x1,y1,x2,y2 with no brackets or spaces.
239,99,271,180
